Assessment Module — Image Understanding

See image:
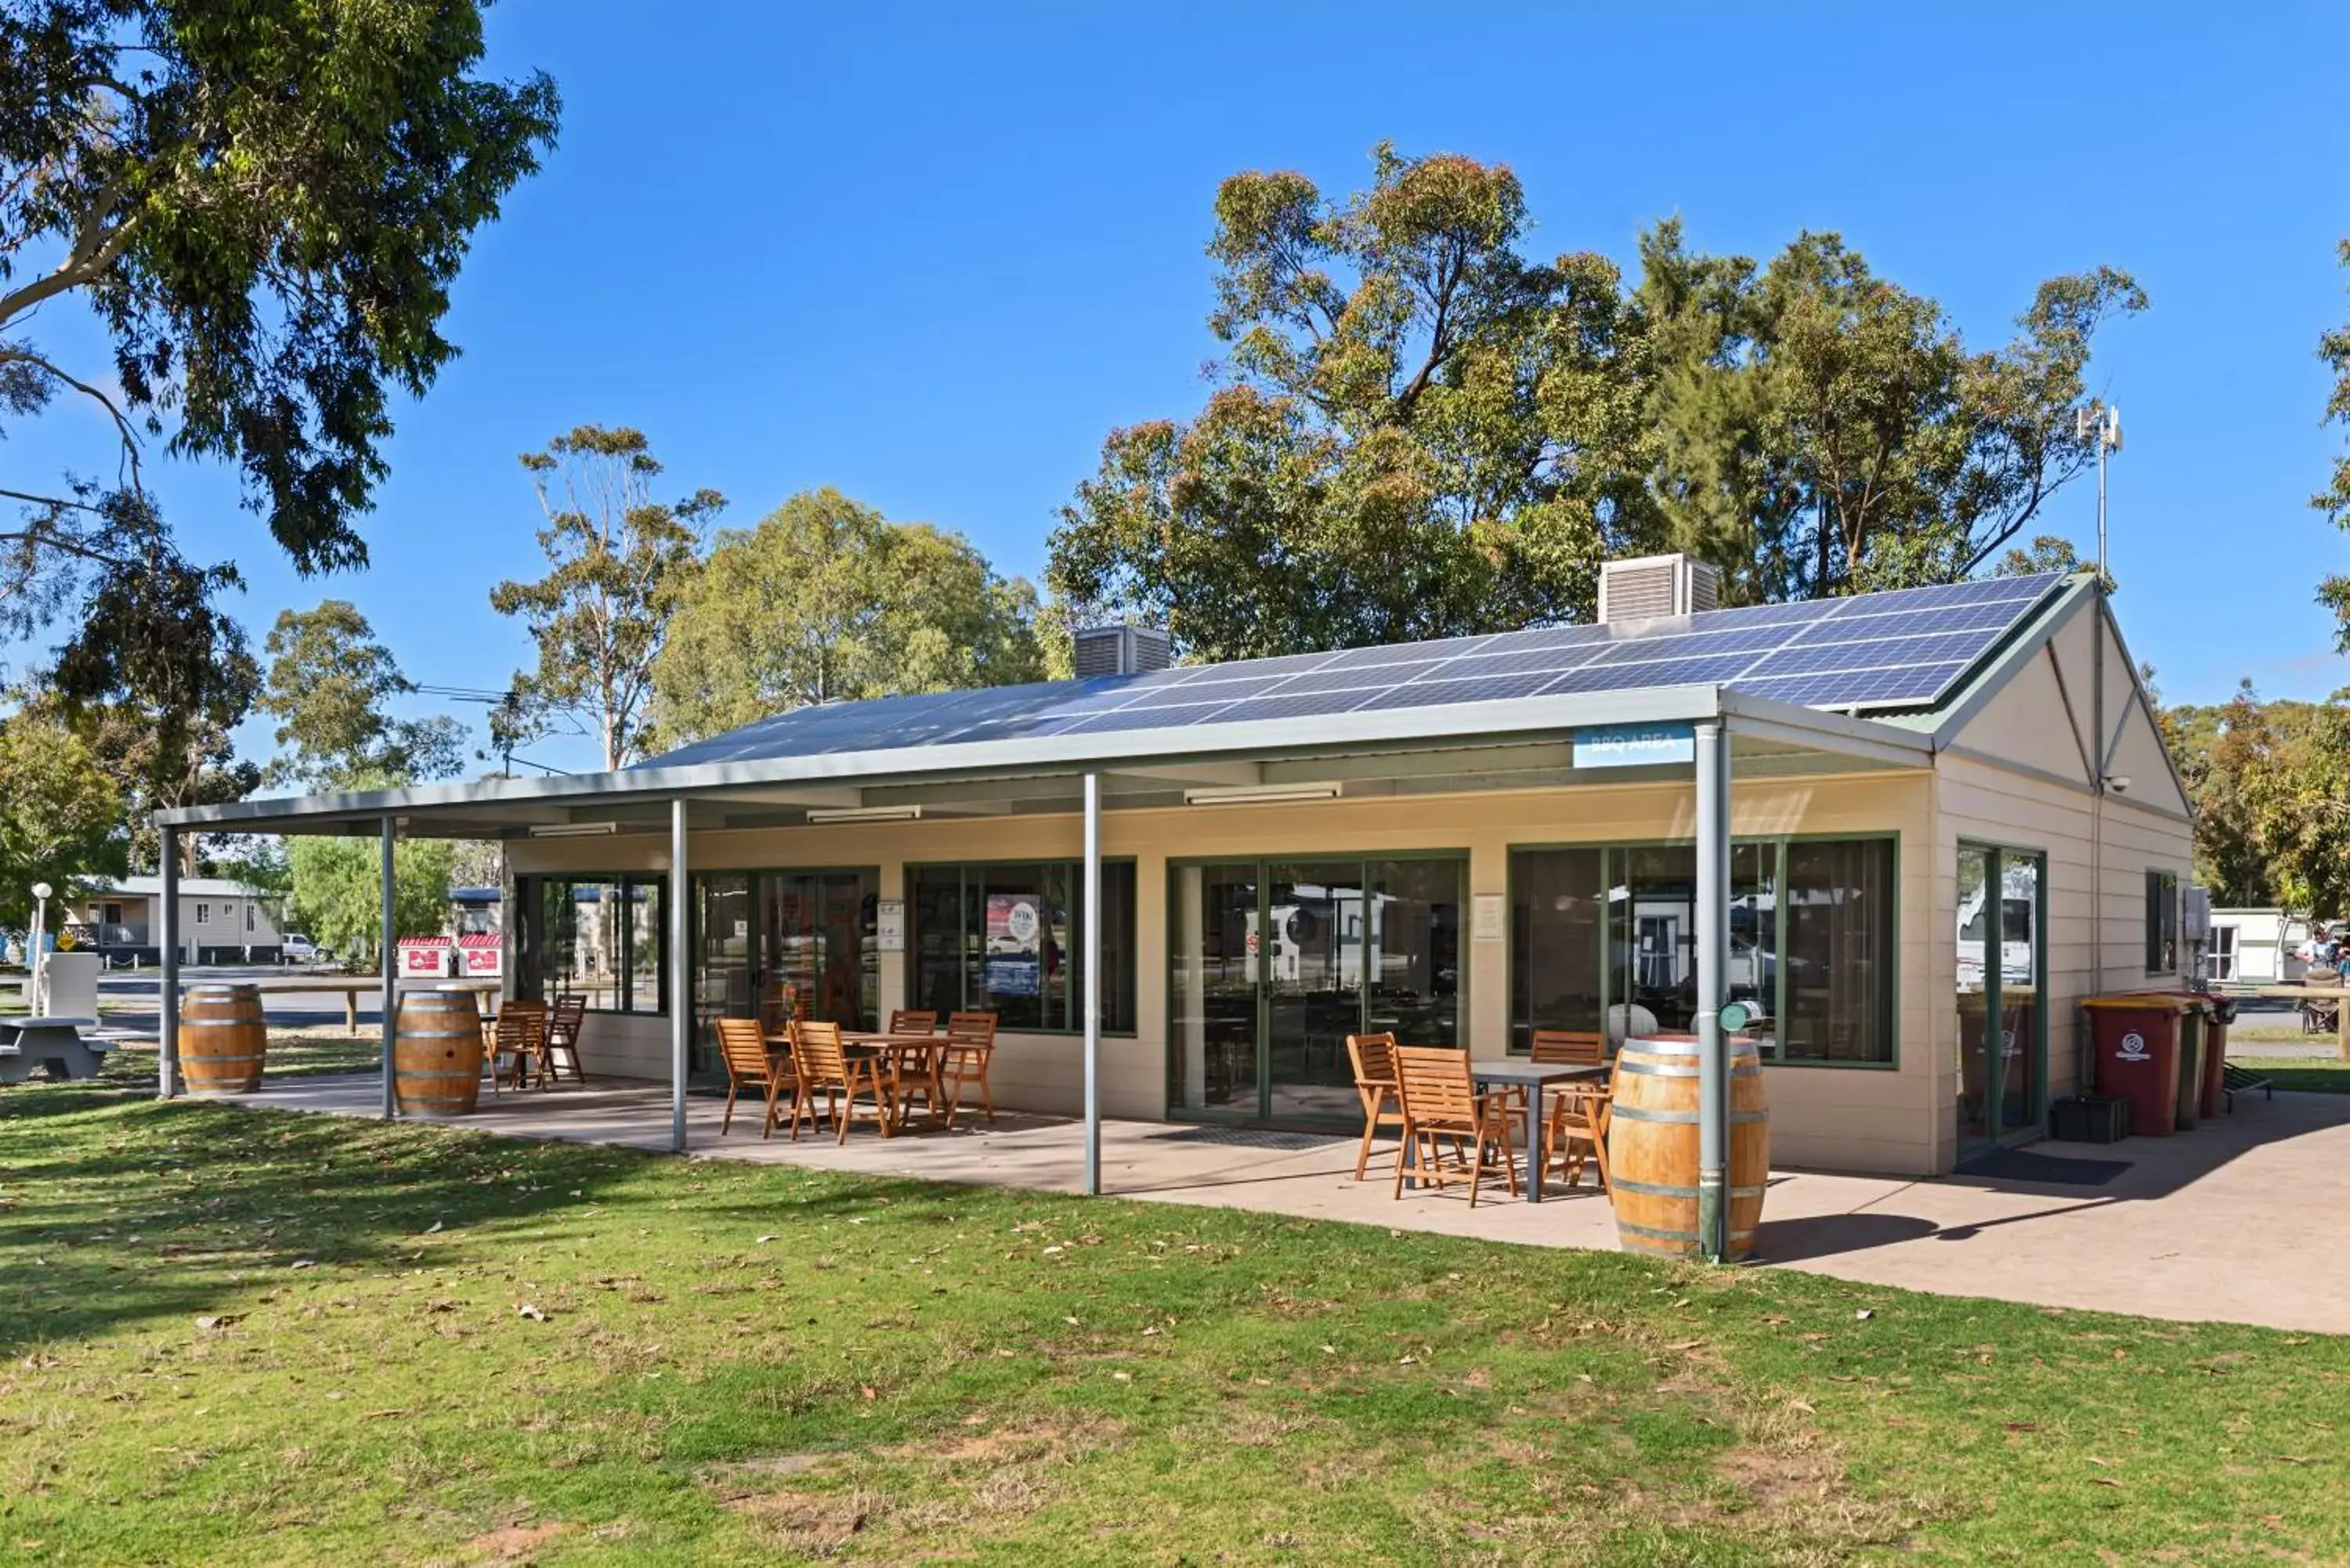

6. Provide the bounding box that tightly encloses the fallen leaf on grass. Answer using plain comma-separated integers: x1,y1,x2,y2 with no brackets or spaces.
2003,1422,2039,1433
193,1315,239,1332
289,1259,317,1270
517,1304,548,1322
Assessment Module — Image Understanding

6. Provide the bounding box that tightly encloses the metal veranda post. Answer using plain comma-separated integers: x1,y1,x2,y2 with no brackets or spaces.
671,798,689,1154
380,818,397,1119
157,828,180,1099
1694,719,1731,1264
1083,771,1102,1196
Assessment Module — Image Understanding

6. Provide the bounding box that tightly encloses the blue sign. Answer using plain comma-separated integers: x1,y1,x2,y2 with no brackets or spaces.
1574,721,1697,769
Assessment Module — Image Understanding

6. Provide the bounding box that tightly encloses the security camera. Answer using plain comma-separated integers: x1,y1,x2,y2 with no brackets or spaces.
2105,775,2132,794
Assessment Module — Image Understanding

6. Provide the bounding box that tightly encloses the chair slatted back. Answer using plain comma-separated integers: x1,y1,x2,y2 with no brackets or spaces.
1391,1046,1480,1133
791,1017,848,1084
552,993,587,1032
714,1017,772,1083
1529,1029,1606,1067
499,1000,548,1053
888,1009,938,1035
945,1010,999,1047
1346,1031,1397,1089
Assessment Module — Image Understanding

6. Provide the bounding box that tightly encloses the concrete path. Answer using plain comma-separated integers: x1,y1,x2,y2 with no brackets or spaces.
213,1073,2350,1336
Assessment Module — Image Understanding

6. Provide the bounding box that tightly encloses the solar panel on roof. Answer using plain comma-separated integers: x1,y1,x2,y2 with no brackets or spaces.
633,572,2073,768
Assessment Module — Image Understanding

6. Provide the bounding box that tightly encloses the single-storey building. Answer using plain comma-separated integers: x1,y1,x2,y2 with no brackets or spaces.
67,875,285,964
150,559,2193,1180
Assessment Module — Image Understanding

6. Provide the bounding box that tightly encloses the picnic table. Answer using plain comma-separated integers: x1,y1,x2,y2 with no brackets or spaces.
0,1017,113,1083
163,976,503,1035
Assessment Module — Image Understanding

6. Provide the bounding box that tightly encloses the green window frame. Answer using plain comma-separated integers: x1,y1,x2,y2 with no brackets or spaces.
905,859,1138,1034
2145,869,2179,973
519,873,668,1016
1506,835,1901,1069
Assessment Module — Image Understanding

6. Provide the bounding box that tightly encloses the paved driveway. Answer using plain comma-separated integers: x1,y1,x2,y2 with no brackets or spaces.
219,1072,2350,1335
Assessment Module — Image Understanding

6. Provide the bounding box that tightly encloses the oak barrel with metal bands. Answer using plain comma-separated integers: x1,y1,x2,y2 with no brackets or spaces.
393,990,485,1115
179,984,267,1093
1605,1033,1770,1261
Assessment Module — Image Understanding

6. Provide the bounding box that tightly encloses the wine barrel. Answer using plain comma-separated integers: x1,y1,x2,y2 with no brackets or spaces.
1606,1033,1770,1261
180,985,267,1093
393,990,484,1115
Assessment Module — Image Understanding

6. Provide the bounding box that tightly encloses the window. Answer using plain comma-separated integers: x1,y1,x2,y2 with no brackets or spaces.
246,904,255,931
2208,924,2238,983
908,861,1137,1032
2146,869,2179,973
1509,837,1896,1066
1778,839,1896,1064
528,876,667,1013
194,902,209,926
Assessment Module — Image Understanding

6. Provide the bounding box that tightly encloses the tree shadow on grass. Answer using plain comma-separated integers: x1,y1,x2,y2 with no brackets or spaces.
0,1086,670,1357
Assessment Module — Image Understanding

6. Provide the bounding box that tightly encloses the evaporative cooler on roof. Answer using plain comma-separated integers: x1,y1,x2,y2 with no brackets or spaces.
1598,555,1721,623
1072,623,1173,678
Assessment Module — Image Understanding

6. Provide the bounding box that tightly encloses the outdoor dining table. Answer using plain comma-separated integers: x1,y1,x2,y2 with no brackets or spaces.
1467,1058,1607,1204
763,1029,955,1132
844,1031,956,1128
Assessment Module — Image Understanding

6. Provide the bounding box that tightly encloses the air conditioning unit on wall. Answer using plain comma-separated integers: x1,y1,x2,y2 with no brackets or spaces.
1598,554,1721,623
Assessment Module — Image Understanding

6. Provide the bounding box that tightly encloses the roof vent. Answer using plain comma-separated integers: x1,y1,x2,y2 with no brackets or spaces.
1072,622,1173,678
1598,554,1720,623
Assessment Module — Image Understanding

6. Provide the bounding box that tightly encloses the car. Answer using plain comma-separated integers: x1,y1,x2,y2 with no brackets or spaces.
280,933,329,964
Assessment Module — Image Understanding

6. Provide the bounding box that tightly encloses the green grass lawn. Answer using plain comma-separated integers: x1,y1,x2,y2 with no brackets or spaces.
4,1076,2348,1565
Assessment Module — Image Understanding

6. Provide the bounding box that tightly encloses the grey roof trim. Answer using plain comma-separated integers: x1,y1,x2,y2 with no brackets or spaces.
155,680,1927,835
1907,573,2101,744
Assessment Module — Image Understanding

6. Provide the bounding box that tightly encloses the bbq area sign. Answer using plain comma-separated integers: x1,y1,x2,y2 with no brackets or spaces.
1574,721,1697,770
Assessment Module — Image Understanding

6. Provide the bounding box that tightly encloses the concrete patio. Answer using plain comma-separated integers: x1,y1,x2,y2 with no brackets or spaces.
222,1073,2350,1335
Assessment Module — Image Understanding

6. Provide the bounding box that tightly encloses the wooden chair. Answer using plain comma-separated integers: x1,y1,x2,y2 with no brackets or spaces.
543,994,588,1083
791,1018,896,1143
1345,1031,1405,1181
884,1010,945,1121
1542,1080,1612,1193
1390,1046,1524,1208
493,1000,550,1089
715,1017,790,1138
938,1011,1000,1129
1529,1028,1607,1067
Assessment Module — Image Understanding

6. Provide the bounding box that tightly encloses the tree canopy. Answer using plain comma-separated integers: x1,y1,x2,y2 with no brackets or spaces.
650,489,1045,749
490,426,722,771
287,830,454,966
2316,238,2350,644
1,1,558,647
2164,684,2350,917
260,600,466,787
1049,145,2141,661
0,706,122,928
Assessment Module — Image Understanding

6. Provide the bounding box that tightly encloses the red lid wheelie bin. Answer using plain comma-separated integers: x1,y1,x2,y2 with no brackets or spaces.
2081,996,2189,1136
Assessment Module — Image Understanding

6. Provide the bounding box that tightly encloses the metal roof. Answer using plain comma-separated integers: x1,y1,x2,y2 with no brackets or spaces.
154,573,2092,838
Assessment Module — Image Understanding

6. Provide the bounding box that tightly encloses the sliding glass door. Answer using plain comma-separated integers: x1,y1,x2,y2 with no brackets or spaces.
1171,854,1463,1127
689,869,879,1079
1957,844,2047,1157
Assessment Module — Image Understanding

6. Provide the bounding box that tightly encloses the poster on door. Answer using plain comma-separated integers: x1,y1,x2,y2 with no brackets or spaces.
985,894,1042,997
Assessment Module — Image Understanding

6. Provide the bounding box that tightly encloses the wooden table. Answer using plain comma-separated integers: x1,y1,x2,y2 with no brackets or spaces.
1468,1059,1607,1204
763,1030,953,1133
844,1031,955,1128
168,976,504,1035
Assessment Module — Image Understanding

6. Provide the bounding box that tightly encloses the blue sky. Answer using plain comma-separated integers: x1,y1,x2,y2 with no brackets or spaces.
16,2,2350,775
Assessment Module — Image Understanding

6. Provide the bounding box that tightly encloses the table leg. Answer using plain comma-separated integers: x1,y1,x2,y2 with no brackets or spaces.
1525,1088,1545,1204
